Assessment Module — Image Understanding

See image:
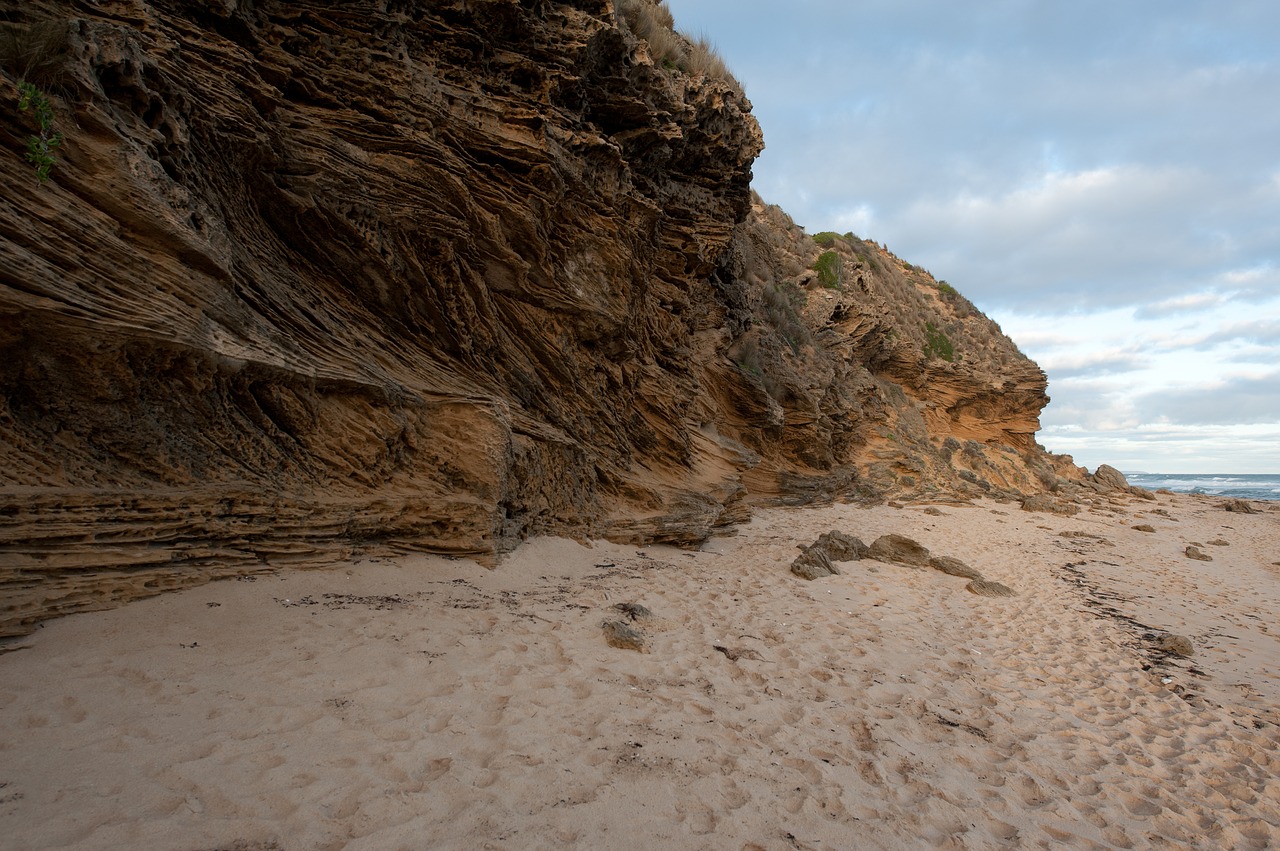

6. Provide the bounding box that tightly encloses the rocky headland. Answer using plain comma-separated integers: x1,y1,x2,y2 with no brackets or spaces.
2,0,1110,636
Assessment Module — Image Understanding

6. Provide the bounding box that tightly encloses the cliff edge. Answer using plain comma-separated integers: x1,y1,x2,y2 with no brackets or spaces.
1,0,1080,636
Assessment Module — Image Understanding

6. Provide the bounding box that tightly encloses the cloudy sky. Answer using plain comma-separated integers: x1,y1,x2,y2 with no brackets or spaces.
664,0,1280,474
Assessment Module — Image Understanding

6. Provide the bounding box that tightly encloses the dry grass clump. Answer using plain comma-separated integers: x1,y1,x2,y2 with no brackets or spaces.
761,282,811,354
0,19,70,87
617,0,675,32
615,0,742,93
644,25,687,69
617,0,679,56
684,34,738,90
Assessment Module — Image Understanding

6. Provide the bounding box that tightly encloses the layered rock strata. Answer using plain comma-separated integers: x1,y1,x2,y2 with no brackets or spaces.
1,0,1077,635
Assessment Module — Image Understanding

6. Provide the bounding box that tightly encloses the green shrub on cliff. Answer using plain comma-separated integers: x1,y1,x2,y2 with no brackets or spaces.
16,82,62,182
923,322,955,362
762,283,811,353
3,20,69,183
813,250,841,289
812,231,840,248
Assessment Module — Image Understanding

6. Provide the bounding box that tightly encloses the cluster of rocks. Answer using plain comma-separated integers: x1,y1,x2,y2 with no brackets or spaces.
1021,465,1159,516
790,531,1015,597
601,602,655,653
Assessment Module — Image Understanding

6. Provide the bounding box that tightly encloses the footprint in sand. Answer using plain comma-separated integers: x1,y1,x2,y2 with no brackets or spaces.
1013,775,1050,807
1119,791,1162,816
423,757,452,781
674,799,717,834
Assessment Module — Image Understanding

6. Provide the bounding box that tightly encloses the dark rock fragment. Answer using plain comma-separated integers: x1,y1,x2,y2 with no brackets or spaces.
714,645,764,662
612,602,653,622
602,620,647,653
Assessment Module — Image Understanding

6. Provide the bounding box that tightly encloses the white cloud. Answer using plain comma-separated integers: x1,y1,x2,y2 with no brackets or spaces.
667,0,1280,473
831,204,876,238
1135,289,1237,319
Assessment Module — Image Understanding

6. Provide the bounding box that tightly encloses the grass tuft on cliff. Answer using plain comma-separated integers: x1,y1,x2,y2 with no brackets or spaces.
762,282,811,353
924,322,956,362
0,19,70,88
616,0,742,94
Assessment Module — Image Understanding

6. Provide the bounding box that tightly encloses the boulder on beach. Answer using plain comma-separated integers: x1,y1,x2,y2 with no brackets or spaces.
1155,633,1194,657
868,534,931,568
1092,464,1129,491
1223,499,1258,515
791,530,869,579
791,546,838,580
966,579,1016,597
813,530,868,562
601,620,648,653
1021,494,1079,516
928,556,983,580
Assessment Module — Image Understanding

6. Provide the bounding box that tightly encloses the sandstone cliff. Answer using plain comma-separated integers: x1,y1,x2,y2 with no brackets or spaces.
0,0,1078,636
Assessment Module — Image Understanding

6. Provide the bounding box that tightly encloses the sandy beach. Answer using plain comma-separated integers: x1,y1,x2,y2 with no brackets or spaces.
1,491,1277,850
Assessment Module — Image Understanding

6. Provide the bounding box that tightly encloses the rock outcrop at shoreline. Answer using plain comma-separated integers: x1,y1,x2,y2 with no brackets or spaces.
1,0,1081,635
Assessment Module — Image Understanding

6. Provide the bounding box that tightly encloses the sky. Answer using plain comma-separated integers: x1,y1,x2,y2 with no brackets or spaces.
663,0,1280,474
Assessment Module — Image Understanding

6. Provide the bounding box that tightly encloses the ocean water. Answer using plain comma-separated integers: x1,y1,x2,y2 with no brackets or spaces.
1124,472,1280,502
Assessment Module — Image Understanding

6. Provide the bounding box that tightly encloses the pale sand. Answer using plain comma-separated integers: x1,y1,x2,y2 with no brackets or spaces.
1,493,1278,850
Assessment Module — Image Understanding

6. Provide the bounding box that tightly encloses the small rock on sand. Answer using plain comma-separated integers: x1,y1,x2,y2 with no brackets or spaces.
1155,633,1195,657
1184,546,1213,562
714,645,764,662
1132,524,1156,533
928,556,983,580
966,579,1016,597
1021,494,1080,516
601,620,647,653
1223,498,1258,514
612,602,653,622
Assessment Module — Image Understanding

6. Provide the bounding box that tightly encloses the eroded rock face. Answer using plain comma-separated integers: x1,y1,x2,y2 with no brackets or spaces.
0,0,1072,635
